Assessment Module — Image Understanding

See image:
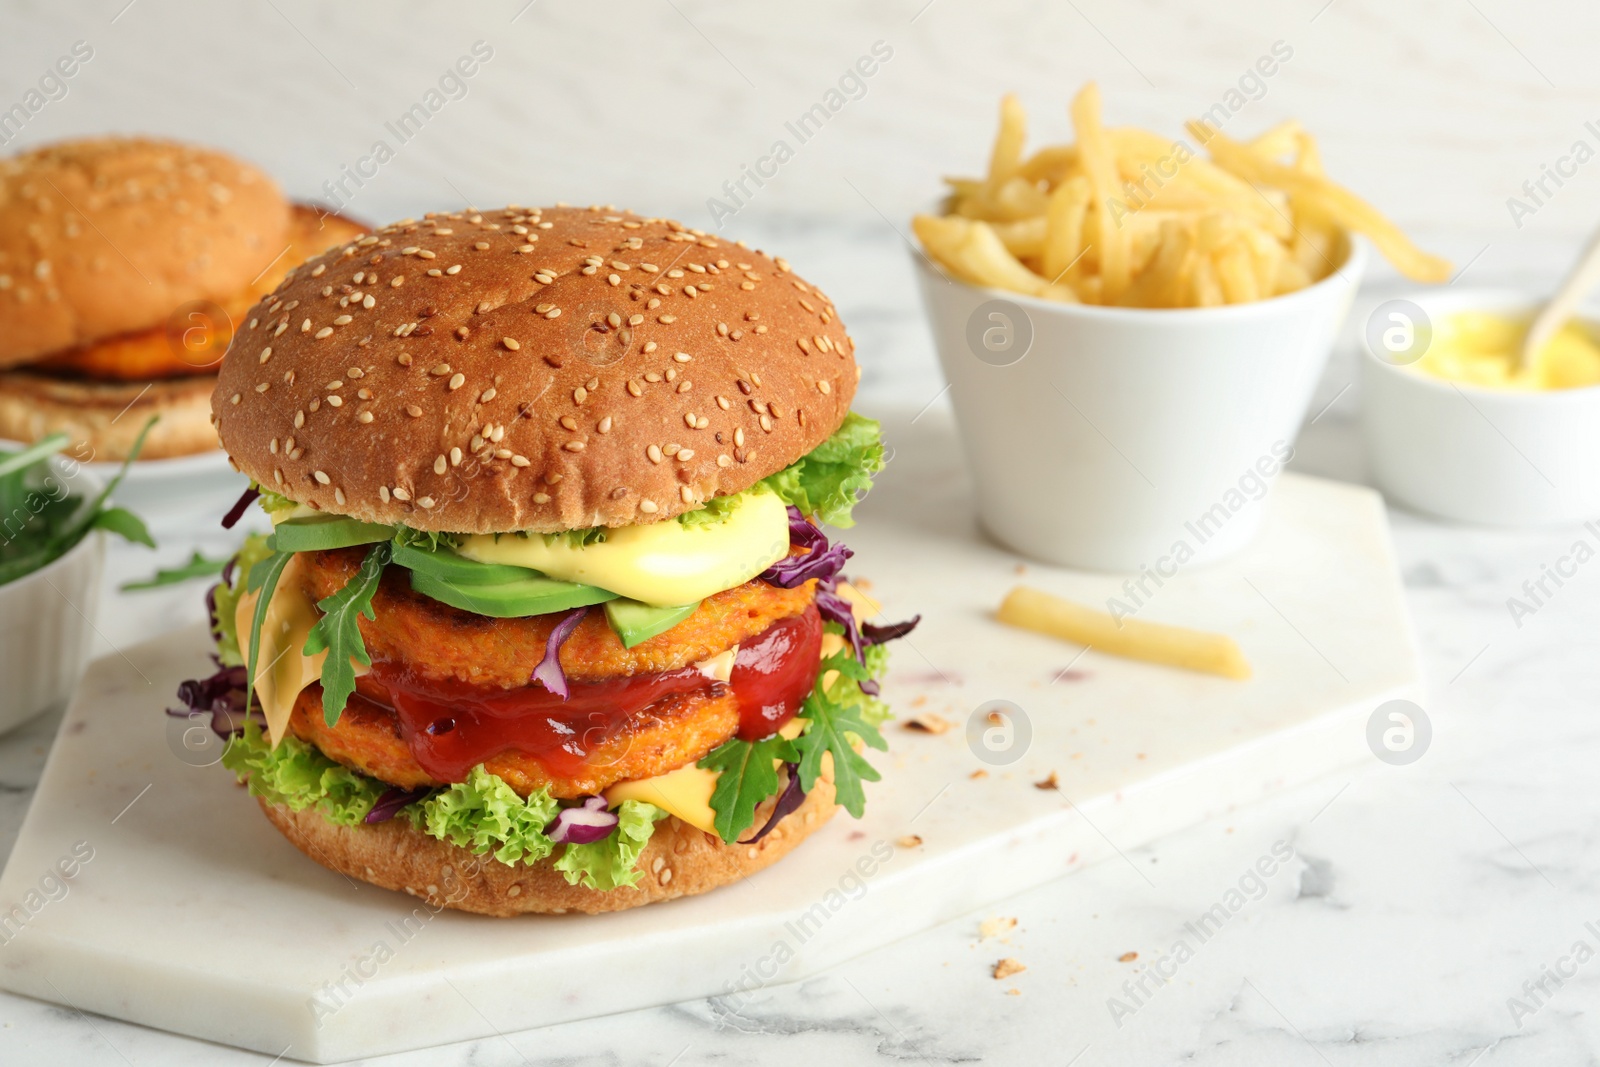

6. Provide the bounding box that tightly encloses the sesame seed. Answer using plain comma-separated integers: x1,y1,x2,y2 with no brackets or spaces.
680,486,695,503
627,380,643,397
313,470,331,484
363,295,376,309
717,322,729,336
315,326,334,339
392,487,411,501
416,250,436,260
597,416,612,433
398,353,413,366
560,416,578,430
643,341,658,353
326,395,343,407
564,441,586,452
255,382,270,393
334,487,346,506
818,380,832,394
390,276,405,288
628,314,644,326
295,411,306,428
685,286,698,297
511,454,530,467
448,373,466,390
734,427,745,447
659,315,676,324
474,241,490,250
480,387,497,402
431,363,451,376
545,308,561,319
455,327,470,339
502,337,520,351
259,347,272,364
798,338,811,354
717,454,732,468
678,448,696,461
761,414,773,432
434,456,447,474
311,264,327,277
358,411,374,423
673,352,692,363
326,380,344,390
334,315,353,326
678,382,693,394
450,447,462,466
495,448,512,460
379,486,391,502
418,497,435,509
573,387,587,404
647,444,663,464
447,265,462,275
533,492,551,504
406,405,423,417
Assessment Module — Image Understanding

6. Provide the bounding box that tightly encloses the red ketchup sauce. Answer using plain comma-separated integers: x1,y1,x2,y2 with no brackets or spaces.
363,604,822,783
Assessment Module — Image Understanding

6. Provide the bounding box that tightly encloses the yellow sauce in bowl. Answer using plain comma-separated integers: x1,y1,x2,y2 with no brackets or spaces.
1415,311,1600,391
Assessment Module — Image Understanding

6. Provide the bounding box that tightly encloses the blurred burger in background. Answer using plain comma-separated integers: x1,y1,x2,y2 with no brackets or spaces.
0,136,365,460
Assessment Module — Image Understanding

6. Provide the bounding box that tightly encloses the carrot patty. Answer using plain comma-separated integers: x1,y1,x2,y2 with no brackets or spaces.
288,680,740,799
297,546,816,688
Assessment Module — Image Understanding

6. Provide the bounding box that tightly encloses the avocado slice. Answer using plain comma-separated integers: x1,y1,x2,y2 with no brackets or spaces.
409,568,616,618
603,598,700,648
391,541,538,585
269,515,393,552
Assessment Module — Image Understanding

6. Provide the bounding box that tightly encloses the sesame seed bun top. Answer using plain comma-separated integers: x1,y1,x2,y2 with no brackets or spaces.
0,136,290,369
212,205,859,532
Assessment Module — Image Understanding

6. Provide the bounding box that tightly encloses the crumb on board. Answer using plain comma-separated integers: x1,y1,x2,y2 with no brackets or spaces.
1005,988,1021,996
980,916,1018,940
903,712,952,734
993,958,1026,980
1034,771,1059,790
897,834,924,849
1119,951,1138,963
970,769,989,780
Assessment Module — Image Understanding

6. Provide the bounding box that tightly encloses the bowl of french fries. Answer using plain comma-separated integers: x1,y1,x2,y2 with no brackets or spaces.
911,84,1449,570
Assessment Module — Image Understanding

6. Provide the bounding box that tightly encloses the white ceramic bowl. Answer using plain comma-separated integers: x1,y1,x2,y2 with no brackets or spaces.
0,457,106,736
1361,287,1600,527
911,234,1366,571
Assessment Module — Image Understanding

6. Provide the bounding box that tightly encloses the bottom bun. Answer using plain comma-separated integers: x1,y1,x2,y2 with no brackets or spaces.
0,371,218,460
259,777,839,916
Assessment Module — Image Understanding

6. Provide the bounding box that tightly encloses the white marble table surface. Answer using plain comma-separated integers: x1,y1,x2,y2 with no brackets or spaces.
0,215,1594,1065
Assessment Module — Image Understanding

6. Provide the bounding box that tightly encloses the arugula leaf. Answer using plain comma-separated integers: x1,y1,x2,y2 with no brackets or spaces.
122,549,227,591
699,734,798,844
302,541,389,726
760,412,884,528
93,506,155,548
244,549,293,716
792,649,889,818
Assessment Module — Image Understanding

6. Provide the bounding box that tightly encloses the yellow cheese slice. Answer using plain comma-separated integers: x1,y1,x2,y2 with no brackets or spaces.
455,488,790,606
234,557,367,748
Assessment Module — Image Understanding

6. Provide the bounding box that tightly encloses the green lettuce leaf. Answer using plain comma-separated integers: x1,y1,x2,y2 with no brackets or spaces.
220,728,667,886
221,722,388,827
553,800,668,890
254,486,300,517
420,766,560,866
760,412,883,528
212,533,274,667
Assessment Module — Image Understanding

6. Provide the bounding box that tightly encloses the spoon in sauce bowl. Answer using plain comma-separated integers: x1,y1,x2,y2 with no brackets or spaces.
1522,224,1600,370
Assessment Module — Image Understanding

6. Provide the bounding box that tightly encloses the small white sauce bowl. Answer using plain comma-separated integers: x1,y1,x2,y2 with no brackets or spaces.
0,457,106,736
911,234,1366,571
1361,287,1600,527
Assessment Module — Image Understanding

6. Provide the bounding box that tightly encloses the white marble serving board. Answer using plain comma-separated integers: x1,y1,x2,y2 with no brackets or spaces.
0,411,1420,1063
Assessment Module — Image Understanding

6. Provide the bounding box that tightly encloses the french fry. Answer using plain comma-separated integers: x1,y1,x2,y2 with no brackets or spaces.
919,85,1450,306
912,214,1078,301
1043,174,1091,281
998,586,1252,680
1069,83,1129,301
986,93,1028,192
1193,123,1452,282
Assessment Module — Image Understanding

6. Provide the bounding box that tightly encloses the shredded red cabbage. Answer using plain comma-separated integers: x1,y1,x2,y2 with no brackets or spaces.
169,658,262,738
222,487,260,529
365,785,433,825
745,762,806,844
815,583,866,663
530,606,589,699
761,507,852,588
545,795,619,844
864,616,920,645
